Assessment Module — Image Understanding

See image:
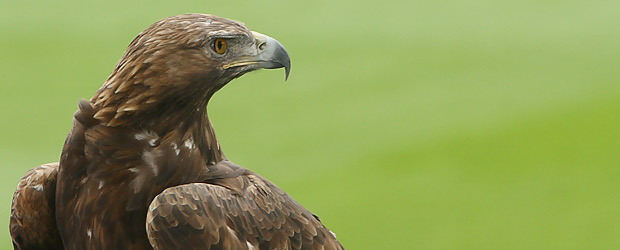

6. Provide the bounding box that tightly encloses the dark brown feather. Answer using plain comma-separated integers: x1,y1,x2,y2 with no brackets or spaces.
10,163,63,250
146,171,343,250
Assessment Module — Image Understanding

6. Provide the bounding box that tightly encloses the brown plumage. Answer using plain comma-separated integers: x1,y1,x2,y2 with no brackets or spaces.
10,163,63,249
10,14,343,250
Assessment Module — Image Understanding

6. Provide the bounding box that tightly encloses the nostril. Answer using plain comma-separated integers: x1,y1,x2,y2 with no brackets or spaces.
258,42,266,51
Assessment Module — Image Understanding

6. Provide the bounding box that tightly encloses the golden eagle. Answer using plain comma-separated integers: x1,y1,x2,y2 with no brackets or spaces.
10,14,343,250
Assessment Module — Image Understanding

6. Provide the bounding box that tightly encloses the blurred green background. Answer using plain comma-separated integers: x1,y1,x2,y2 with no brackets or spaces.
1,0,619,249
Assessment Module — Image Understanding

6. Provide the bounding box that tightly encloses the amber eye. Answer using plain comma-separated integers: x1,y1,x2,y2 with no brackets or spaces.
213,38,227,54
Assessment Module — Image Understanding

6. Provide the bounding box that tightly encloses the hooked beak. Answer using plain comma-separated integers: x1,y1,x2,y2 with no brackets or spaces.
223,31,291,80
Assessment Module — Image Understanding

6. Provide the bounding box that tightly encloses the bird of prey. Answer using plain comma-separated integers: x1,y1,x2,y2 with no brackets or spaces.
10,14,344,250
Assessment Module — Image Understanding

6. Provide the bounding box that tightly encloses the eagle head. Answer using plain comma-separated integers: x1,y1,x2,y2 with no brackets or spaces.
91,14,290,126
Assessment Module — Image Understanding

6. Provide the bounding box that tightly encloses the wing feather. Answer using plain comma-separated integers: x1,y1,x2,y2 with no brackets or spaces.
10,163,63,250
146,173,344,250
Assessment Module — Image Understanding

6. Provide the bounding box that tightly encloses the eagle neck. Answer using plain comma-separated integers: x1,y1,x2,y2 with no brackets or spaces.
195,106,226,164
91,69,229,164
150,95,226,165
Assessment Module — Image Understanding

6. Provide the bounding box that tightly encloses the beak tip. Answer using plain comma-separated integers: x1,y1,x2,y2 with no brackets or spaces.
284,63,291,81
279,46,291,82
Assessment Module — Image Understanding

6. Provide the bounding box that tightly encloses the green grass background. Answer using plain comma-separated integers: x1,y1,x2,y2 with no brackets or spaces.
1,0,619,249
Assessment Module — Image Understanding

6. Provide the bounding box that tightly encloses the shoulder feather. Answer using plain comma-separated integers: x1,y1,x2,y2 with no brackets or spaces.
10,163,63,250
146,172,344,250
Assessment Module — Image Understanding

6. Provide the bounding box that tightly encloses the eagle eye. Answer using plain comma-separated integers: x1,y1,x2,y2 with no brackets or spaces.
213,38,227,54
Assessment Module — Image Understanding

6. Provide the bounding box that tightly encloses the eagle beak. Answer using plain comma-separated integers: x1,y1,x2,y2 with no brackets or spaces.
223,32,291,80
251,31,291,80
